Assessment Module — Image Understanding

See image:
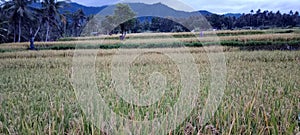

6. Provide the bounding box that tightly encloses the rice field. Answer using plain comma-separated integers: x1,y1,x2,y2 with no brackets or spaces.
0,29,300,51
0,30,300,134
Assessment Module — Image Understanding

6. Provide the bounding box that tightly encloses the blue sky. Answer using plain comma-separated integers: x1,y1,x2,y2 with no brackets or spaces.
70,0,300,14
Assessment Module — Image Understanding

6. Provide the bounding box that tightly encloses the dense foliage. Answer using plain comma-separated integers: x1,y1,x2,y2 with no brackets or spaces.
0,1,300,43
210,9,300,30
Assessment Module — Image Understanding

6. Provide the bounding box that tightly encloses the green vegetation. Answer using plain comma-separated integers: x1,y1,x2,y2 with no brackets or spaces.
0,29,299,53
1,0,300,44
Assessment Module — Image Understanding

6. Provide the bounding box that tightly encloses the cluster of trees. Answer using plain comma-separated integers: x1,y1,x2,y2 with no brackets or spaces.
1,0,300,44
96,8,210,36
0,0,88,44
97,9,300,34
206,9,300,30
98,16,193,35
100,4,136,39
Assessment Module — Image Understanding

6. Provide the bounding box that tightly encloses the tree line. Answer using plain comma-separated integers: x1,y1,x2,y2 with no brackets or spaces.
206,9,300,30
0,1,300,44
123,9,300,33
0,0,88,44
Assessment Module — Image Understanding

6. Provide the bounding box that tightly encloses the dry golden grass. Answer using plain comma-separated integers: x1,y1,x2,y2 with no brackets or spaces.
0,49,299,134
0,46,238,59
1,30,299,134
59,29,300,40
0,33,299,50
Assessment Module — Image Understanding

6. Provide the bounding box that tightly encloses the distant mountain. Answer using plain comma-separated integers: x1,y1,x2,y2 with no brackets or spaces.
31,2,240,18
224,13,242,18
63,3,107,15
63,2,214,18
30,2,107,15
198,10,213,16
86,2,209,18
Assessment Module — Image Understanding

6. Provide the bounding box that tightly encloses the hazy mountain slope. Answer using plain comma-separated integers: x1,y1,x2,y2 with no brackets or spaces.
66,2,213,18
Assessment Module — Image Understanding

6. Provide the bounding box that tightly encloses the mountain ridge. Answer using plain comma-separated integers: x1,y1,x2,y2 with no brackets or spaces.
30,2,242,18
64,2,242,17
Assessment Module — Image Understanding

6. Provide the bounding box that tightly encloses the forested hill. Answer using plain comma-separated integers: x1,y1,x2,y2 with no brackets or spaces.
30,2,214,17
61,2,108,15
30,2,108,15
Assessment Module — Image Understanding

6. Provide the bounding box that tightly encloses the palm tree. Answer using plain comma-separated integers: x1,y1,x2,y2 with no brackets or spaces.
0,3,8,43
0,21,8,43
71,8,86,37
27,7,44,49
3,0,35,42
41,0,68,42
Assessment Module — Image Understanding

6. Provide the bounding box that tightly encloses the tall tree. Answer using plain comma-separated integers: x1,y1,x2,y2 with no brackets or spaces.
0,3,8,43
0,20,8,43
102,4,136,39
294,11,300,26
114,4,136,39
41,0,67,42
28,7,43,50
71,8,86,37
3,0,35,42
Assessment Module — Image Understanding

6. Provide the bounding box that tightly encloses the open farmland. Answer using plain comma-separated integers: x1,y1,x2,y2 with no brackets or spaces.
0,30,300,134
1,29,300,52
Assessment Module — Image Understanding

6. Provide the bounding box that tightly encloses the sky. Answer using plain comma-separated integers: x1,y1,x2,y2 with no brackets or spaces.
69,0,300,14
